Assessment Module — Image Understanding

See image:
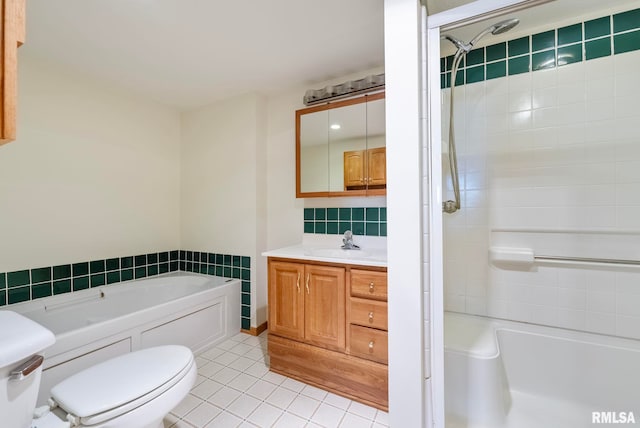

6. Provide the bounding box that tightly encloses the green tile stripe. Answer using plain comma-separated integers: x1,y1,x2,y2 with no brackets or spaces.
0,251,181,307
1,250,250,322
179,250,251,331
304,207,387,237
440,7,640,88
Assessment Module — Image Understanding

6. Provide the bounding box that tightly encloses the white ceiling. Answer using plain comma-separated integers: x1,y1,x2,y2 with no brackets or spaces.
22,1,384,110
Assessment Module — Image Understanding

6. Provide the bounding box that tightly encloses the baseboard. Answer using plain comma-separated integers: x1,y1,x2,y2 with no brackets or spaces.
241,321,268,336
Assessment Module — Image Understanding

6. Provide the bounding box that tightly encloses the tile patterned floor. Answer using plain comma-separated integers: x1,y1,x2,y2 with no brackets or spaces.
164,331,389,428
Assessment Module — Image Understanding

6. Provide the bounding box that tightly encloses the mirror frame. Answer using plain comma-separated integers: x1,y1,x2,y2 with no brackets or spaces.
296,91,386,198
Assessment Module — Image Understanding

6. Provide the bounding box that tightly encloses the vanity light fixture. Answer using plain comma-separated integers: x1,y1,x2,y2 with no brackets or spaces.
303,73,385,106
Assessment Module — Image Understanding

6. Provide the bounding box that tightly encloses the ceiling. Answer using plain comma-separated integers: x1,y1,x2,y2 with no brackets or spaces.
22,1,384,110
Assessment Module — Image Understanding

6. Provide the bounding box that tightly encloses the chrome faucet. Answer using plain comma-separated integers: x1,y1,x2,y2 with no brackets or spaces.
341,230,360,250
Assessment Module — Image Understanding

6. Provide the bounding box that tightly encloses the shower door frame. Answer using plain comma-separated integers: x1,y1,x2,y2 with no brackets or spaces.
424,1,556,427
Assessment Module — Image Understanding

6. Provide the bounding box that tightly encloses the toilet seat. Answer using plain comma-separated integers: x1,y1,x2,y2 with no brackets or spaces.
49,345,194,426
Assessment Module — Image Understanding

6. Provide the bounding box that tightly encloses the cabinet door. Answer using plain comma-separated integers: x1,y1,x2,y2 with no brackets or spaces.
304,265,346,351
343,150,365,189
268,261,305,341
367,147,386,187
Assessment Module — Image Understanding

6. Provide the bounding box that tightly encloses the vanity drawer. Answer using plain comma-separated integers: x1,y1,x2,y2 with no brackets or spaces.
349,298,388,331
350,270,387,301
349,324,388,364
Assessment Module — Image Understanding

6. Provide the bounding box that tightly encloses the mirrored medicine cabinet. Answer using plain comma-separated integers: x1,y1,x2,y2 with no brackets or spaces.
296,92,386,198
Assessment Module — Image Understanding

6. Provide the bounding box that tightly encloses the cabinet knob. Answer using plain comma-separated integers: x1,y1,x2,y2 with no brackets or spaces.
368,312,374,322
369,282,374,293
368,341,375,351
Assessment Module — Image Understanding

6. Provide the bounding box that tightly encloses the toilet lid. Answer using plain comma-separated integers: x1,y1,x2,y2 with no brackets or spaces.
50,345,194,424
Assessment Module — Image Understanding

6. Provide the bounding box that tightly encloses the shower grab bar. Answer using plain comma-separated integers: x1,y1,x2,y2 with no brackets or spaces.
534,255,640,267
489,247,640,268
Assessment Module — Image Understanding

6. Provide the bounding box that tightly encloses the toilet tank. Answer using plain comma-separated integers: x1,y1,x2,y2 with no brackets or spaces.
0,311,55,428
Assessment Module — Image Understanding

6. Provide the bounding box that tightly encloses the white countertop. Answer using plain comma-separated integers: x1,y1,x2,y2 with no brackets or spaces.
262,234,387,267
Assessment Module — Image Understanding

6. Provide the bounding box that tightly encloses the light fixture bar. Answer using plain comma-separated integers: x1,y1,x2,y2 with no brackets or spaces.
303,73,385,106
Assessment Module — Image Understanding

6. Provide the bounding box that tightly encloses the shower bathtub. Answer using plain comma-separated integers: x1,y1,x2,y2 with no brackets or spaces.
5,272,240,405
445,312,640,428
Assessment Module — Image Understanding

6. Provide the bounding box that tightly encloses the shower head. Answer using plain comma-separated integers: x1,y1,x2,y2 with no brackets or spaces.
469,18,520,47
490,18,520,35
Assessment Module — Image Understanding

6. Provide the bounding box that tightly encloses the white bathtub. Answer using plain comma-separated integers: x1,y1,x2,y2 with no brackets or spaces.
4,272,240,405
445,312,640,428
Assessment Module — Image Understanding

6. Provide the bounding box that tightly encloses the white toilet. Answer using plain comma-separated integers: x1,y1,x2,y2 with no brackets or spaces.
0,311,197,428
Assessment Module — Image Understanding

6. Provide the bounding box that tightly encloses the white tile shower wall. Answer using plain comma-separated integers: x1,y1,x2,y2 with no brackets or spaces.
443,49,640,340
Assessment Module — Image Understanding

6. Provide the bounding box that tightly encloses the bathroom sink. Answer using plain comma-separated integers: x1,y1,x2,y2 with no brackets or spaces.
305,248,370,258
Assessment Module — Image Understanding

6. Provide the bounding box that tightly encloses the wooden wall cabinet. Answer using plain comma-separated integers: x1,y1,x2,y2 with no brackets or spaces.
296,92,386,198
268,257,388,410
343,147,387,190
1,0,26,145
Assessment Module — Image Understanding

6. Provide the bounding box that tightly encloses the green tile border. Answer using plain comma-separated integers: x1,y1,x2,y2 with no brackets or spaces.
441,6,640,89
304,207,387,237
1,250,250,332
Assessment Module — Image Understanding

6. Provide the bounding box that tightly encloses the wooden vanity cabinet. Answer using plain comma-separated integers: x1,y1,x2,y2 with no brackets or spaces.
1,0,26,144
268,260,345,351
268,257,388,410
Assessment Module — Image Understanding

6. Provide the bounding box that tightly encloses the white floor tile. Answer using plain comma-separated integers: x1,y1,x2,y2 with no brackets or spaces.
265,387,298,410
246,379,278,400
231,333,249,342
309,402,346,428
300,384,327,401
215,351,241,366
199,361,225,378
273,412,308,428
176,331,382,428
244,361,270,378
170,393,202,418
207,386,242,409
261,370,287,385
226,394,261,419
247,402,285,428
348,400,377,420
183,402,221,427
217,339,239,350
210,367,241,384
322,393,352,411
227,373,258,392
162,413,180,427
281,377,306,393
244,347,268,361
287,394,321,419
374,410,389,426
228,356,256,372
200,347,225,360
205,410,243,427
191,379,224,400
339,412,373,428
242,336,263,346
230,342,255,355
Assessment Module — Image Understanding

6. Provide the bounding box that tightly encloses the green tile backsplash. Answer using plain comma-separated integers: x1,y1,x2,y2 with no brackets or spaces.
441,7,640,88
0,250,252,331
304,207,387,237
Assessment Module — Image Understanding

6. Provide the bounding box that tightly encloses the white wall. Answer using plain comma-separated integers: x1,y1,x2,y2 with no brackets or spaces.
0,55,181,272
385,0,425,426
443,48,640,339
180,93,268,328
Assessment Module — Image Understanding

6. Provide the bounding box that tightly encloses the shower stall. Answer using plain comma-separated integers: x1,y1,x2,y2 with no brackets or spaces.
424,0,640,426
